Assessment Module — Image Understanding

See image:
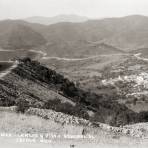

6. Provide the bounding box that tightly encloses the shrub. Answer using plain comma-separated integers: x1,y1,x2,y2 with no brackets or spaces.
16,99,30,113
43,97,61,110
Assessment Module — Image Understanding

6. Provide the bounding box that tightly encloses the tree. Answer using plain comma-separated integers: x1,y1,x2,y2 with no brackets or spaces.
16,98,30,113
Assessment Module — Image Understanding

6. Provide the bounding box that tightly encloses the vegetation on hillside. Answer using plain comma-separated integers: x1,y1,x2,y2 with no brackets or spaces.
1,58,148,126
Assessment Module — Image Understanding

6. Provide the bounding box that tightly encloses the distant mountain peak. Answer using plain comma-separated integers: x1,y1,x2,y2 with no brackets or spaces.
24,14,89,25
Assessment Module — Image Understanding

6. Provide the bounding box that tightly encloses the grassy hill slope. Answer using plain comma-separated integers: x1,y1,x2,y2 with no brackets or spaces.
0,58,148,126
0,20,46,49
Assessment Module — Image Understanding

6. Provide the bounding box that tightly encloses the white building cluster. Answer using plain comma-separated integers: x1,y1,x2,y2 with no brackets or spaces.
102,72,148,96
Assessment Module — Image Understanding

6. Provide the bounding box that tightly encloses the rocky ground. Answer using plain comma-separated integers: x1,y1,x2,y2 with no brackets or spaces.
25,107,148,139
1,106,148,139
0,106,148,147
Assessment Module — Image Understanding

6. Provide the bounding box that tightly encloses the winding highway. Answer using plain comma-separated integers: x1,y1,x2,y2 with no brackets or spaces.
0,48,141,80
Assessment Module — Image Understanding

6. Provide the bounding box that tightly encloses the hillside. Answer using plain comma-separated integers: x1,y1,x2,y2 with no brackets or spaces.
131,48,148,58
39,15,148,53
42,41,124,58
1,15,148,56
0,20,46,49
1,58,148,127
1,109,147,148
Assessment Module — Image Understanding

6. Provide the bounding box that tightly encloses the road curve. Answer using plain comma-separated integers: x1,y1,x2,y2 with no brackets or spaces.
134,53,148,61
35,50,128,61
0,61,19,79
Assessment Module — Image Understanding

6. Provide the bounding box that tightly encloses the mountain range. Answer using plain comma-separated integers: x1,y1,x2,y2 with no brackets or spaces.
1,15,148,143
24,14,89,25
1,15,148,56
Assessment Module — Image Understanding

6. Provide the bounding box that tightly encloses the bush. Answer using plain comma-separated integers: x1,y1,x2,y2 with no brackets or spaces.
43,98,60,110
16,99,30,113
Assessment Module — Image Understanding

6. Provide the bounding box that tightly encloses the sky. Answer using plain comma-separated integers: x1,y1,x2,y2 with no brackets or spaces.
0,0,148,20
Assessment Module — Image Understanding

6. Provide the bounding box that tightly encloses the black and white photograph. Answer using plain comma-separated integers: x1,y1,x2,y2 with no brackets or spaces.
0,0,148,147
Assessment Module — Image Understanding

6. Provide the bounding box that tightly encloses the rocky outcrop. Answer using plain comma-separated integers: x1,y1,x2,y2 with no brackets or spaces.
26,108,91,126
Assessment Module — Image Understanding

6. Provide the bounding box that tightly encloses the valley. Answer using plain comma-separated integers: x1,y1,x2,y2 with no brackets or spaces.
1,46,148,115
1,15,148,147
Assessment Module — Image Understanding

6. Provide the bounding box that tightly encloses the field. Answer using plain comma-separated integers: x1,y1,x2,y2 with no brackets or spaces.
0,108,147,148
